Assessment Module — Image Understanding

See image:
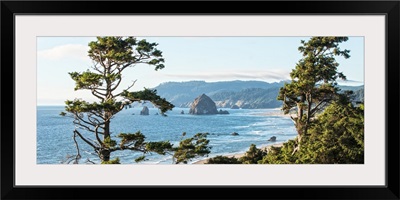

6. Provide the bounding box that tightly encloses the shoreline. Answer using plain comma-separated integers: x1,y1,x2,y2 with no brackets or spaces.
192,142,284,164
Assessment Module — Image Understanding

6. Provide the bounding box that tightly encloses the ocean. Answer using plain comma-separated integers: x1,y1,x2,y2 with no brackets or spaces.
37,106,297,164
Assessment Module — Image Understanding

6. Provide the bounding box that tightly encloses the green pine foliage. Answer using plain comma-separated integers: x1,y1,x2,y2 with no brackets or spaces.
261,101,364,164
173,133,211,164
206,156,241,164
206,144,266,164
101,157,120,164
239,144,267,164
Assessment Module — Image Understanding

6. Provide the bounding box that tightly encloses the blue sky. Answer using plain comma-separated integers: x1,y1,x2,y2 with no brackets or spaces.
37,36,364,105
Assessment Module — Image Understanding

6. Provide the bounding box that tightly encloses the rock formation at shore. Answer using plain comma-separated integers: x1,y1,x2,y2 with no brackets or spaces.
140,106,149,115
218,109,229,114
189,94,218,115
268,136,277,142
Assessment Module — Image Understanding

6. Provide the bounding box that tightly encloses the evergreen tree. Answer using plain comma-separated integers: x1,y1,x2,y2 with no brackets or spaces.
62,37,210,164
277,37,350,154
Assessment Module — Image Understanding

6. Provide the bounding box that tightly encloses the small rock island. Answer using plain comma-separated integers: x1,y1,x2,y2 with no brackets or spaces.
140,106,149,115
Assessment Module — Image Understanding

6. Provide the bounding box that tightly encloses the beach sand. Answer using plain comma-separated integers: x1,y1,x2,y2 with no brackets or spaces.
193,142,284,164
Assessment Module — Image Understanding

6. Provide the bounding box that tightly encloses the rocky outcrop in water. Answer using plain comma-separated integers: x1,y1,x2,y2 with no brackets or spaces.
140,106,149,115
268,136,276,142
189,94,218,115
218,109,229,114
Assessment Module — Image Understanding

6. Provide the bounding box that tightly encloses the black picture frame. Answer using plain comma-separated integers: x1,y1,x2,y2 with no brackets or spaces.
1,1,399,199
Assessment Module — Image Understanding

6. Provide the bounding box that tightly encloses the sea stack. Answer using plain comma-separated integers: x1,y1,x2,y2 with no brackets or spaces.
268,136,277,142
140,106,149,115
189,94,219,115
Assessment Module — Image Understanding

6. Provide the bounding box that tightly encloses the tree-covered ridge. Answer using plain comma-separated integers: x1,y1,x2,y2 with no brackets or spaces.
153,80,285,107
210,87,283,108
154,80,363,109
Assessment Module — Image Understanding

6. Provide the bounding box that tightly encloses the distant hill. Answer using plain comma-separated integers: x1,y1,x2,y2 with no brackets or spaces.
152,80,364,109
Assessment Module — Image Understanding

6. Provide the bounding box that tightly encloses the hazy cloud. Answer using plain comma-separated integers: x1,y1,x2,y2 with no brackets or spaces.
337,79,364,85
162,69,291,82
38,44,89,60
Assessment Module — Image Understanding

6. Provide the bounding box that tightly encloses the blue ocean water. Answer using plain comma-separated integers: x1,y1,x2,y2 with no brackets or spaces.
37,106,297,164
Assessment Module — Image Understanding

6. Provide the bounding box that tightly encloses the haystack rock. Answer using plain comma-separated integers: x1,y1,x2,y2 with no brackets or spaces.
140,106,149,115
189,94,219,115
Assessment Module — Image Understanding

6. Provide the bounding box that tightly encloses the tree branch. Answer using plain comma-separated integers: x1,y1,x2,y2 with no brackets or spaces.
94,125,104,147
71,131,82,164
91,90,105,101
111,146,147,153
115,80,137,98
110,69,123,92
74,129,99,150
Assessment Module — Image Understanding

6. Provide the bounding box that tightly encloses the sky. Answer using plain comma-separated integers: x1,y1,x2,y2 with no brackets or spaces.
37,36,364,105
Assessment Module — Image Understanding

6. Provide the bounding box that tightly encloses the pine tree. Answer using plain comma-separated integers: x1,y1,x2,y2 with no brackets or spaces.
277,37,350,154
62,37,210,164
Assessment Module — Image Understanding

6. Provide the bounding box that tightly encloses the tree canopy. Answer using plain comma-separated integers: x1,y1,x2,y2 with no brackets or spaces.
260,101,364,164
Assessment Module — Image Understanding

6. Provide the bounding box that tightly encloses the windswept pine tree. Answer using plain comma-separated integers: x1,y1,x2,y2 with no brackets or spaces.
61,37,210,164
277,37,351,154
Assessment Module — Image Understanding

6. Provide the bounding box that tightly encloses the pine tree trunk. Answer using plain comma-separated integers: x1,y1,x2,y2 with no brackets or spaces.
293,103,304,155
101,117,111,162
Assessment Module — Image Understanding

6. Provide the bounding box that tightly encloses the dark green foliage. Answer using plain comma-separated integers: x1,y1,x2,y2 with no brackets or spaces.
260,140,297,164
121,88,174,114
173,133,211,164
101,157,120,164
134,156,147,163
117,132,146,148
239,144,267,164
206,144,267,164
261,101,364,164
206,156,241,164
103,136,117,148
303,102,364,163
146,141,174,155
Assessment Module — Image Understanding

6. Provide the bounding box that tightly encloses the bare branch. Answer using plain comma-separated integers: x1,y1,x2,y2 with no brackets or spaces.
74,129,98,150
72,131,82,164
91,90,105,101
110,68,123,92
115,80,137,98
94,125,104,147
